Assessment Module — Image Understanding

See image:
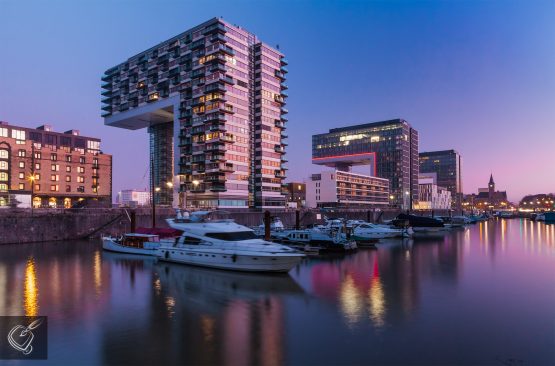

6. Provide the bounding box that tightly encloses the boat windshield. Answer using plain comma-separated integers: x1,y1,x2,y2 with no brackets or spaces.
205,231,259,241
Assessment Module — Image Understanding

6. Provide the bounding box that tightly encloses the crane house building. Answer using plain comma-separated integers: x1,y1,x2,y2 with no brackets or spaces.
0,122,112,208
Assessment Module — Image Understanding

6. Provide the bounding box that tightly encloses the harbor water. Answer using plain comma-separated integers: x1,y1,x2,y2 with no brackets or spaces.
1,218,554,365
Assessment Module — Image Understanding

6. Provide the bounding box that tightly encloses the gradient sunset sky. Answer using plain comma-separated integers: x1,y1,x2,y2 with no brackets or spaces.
1,0,553,201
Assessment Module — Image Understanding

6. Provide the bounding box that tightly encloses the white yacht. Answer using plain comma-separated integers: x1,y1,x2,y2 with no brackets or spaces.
351,223,412,240
270,229,357,253
156,211,304,273
102,233,162,256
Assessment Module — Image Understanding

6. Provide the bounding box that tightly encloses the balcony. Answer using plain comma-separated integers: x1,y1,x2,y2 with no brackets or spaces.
281,107,289,114
223,75,234,85
147,92,160,102
280,66,289,74
209,123,227,132
209,154,227,162
274,120,285,129
205,82,226,93
205,113,227,123
101,89,111,97
282,163,289,170
203,22,226,35
274,95,285,104
190,184,206,193
281,116,288,122
210,33,226,43
275,70,285,80
210,64,226,73
220,45,235,56
101,96,112,104
219,134,234,143
222,105,235,114
274,170,286,179
280,58,288,66
281,83,288,90
101,74,112,82
281,90,288,98
281,155,288,163
221,164,234,172
210,183,227,192
101,111,112,118
281,130,288,138
101,105,112,112
101,81,112,90
205,143,225,152
274,145,285,154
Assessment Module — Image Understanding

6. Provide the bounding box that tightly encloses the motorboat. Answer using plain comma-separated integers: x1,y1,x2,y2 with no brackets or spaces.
351,222,412,240
535,213,546,222
437,216,468,229
270,229,357,253
253,216,286,236
156,211,304,273
391,213,445,234
102,233,162,256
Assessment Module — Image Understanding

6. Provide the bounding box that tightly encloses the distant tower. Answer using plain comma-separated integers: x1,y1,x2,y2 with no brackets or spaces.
488,173,495,199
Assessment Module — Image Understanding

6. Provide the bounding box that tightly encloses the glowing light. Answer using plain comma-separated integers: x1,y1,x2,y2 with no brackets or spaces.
166,182,173,188
154,187,161,192
24,257,39,316
93,250,102,296
192,180,200,186
339,274,363,326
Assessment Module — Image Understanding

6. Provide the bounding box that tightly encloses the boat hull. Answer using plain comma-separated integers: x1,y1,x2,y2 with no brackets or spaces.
156,247,303,273
102,238,158,256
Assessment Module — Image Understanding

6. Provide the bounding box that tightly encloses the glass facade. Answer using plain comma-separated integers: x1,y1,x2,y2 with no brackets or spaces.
312,119,418,209
419,150,462,208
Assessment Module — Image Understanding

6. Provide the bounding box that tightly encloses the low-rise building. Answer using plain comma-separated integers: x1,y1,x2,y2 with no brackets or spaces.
463,174,509,210
117,189,151,207
415,173,452,210
306,170,389,209
0,122,112,208
284,182,306,209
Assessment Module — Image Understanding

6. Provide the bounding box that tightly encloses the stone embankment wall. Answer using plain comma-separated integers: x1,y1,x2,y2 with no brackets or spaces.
0,208,455,244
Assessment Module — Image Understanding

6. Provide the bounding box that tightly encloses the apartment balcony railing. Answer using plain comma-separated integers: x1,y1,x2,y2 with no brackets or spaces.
203,22,226,35
221,164,234,173
274,170,286,179
210,183,227,192
275,70,286,79
280,58,288,66
280,107,289,114
274,120,285,129
280,66,288,73
274,145,285,154
281,83,288,90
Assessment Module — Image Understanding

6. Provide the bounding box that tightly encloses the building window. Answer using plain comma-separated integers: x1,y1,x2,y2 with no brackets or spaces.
65,176,71,182
77,176,84,183
19,161,25,169
19,172,25,179
35,163,41,170
0,172,8,181
79,157,85,164
66,155,72,162
50,174,59,182
0,161,7,169
0,128,7,138
18,150,26,157
0,183,7,191
34,152,41,159
77,166,85,174
51,164,59,171
66,166,71,173
51,154,57,161
50,184,59,192
77,186,85,193
0,150,8,159
34,184,40,191
66,185,71,193
11,129,25,141
19,183,25,190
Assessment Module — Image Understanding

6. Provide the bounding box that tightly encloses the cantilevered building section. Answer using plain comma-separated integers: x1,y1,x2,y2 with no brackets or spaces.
101,18,288,209
312,119,419,209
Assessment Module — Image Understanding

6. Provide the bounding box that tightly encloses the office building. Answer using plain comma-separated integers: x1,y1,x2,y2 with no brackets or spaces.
312,119,418,209
101,18,288,209
306,170,389,209
117,189,151,207
419,150,462,208
0,122,112,208
414,173,452,210
284,182,306,208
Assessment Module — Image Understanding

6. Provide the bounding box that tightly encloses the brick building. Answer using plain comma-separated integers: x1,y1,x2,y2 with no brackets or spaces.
0,122,112,208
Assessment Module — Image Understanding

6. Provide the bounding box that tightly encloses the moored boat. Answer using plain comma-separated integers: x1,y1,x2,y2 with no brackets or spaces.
102,233,162,256
156,211,304,273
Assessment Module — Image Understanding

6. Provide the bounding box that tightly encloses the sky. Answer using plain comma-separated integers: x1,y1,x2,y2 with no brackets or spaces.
1,0,554,202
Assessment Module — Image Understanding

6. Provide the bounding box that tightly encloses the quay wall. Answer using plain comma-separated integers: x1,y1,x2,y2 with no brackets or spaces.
0,208,456,245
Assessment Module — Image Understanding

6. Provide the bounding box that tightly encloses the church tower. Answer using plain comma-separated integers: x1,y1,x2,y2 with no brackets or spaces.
488,174,495,199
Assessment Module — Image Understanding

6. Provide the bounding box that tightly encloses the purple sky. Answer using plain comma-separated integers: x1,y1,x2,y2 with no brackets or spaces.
1,0,554,202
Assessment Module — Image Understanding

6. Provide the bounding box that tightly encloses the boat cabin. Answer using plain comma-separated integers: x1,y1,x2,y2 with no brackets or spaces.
121,234,160,249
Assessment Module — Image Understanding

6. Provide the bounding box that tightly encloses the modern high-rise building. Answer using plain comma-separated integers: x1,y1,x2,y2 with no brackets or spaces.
0,122,112,208
312,119,419,209
419,149,462,208
415,173,452,210
101,18,288,209
116,189,151,207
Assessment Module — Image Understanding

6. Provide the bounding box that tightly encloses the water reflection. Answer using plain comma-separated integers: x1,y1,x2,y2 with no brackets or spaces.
24,257,39,316
0,220,553,365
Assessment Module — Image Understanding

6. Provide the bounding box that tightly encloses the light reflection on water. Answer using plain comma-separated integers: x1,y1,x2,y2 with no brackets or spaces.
0,219,554,365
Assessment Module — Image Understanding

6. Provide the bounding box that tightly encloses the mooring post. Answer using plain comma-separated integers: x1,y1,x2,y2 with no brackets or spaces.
295,210,300,230
264,210,271,241
130,210,136,233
